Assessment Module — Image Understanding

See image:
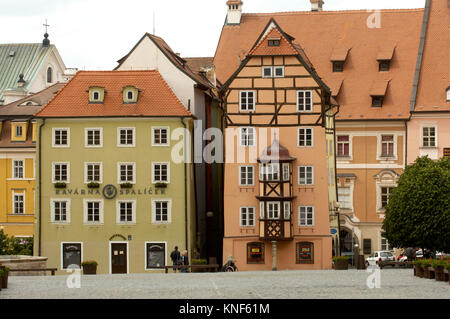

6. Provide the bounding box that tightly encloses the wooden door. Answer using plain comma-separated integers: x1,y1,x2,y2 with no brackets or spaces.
111,243,127,274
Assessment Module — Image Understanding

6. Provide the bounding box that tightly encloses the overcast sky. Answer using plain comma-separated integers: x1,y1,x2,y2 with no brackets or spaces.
0,0,426,70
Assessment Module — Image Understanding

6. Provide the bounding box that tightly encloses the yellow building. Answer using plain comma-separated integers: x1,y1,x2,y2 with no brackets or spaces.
0,84,64,237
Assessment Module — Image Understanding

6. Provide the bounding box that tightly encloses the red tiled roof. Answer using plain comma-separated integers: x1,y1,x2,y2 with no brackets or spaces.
414,0,449,112
248,28,299,56
214,9,424,120
35,70,192,118
0,83,64,117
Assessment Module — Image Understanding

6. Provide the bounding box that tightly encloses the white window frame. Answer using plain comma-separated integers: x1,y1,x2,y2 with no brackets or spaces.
83,199,104,224
50,198,71,224
152,162,170,184
239,165,254,186
85,128,103,148
116,199,136,224
338,186,352,210
282,163,290,181
421,125,437,148
151,199,172,224
298,127,314,147
298,166,314,185
274,66,285,78
84,162,103,184
376,133,398,161
267,201,280,220
283,201,291,220
12,160,25,179
92,90,101,102
239,91,256,111
12,191,25,215
262,66,273,78
61,242,83,270
297,90,313,112
336,135,351,157
117,127,136,147
298,206,314,226
152,127,170,147
52,128,70,148
239,127,256,147
15,125,23,137
260,163,280,181
239,207,255,227
145,241,167,270
52,162,70,183
117,162,136,184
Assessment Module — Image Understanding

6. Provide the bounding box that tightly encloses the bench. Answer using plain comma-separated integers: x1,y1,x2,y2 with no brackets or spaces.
163,264,220,273
377,261,414,269
8,268,58,276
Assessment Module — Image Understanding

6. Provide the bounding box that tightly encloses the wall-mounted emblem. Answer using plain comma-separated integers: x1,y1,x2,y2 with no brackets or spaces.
103,184,118,199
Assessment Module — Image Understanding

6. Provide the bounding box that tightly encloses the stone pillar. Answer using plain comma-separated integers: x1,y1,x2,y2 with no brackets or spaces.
271,241,277,271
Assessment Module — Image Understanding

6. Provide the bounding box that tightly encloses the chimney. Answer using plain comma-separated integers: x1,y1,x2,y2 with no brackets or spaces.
310,0,324,12
226,0,243,25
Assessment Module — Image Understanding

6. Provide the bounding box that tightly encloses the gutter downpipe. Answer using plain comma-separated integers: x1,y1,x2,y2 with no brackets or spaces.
409,0,431,113
181,117,189,252
38,118,46,256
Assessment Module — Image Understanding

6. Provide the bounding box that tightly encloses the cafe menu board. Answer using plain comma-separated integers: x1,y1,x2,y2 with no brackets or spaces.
247,242,265,264
296,242,314,264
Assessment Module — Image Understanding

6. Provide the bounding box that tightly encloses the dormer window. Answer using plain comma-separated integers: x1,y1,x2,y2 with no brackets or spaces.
332,61,344,73
88,87,106,103
372,96,384,108
377,45,395,72
446,87,450,102
379,60,390,72
370,80,389,108
122,86,140,104
330,47,349,73
268,39,280,47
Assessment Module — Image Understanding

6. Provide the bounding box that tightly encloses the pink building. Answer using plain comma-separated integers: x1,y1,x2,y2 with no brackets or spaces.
408,0,450,163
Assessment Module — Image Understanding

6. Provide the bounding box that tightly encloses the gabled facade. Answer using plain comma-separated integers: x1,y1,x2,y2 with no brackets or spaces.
34,71,197,274
408,0,450,163
115,33,224,264
214,0,425,262
220,20,338,270
0,83,65,237
0,34,71,105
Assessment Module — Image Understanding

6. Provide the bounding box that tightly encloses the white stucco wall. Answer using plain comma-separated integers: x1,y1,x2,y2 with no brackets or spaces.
28,49,66,94
116,36,197,113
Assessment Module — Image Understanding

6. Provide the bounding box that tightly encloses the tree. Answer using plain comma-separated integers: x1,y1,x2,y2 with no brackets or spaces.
0,228,33,255
382,156,450,253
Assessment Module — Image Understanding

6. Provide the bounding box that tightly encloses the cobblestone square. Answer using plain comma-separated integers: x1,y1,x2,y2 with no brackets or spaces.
1,269,449,299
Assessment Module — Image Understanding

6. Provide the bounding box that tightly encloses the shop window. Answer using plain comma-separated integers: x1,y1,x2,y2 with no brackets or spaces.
296,242,314,264
247,242,264,264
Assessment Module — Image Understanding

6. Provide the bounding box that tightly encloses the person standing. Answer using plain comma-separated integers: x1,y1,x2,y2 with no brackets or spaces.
180,250,189,273
170,246,181,272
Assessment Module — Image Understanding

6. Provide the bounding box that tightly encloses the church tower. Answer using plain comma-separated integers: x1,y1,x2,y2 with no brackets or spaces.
226,0,243,25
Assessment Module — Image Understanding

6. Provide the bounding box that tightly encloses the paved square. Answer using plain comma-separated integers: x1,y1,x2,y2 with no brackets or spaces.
1,269,449,299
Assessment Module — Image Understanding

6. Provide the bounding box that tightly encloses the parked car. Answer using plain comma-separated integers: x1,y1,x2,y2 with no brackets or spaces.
365,251,395,266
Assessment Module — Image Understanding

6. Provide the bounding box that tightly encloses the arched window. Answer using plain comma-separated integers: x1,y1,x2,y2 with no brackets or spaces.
47,67,53,83
93,91,100,101
127,90,134,100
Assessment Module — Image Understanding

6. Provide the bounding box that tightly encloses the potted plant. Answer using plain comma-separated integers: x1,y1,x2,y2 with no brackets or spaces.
54,182,67,189
87,182,100,189
432,260,446,281
191,258,207,273
81,261,98,275
0,266,9,289
333,256,349,270
413,260,424,278
154,182,167,188
120,182,133,189
422,259,434,279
